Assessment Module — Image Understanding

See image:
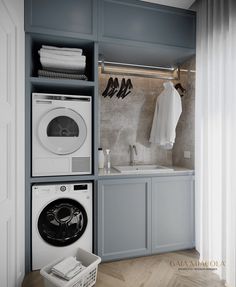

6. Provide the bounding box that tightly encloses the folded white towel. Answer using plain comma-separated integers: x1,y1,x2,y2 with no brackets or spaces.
40,56,86,65
39,50,86,62
40,55,86,64
51,257,84,281
42,45,83,54
149,81,182,149
40,57,86,73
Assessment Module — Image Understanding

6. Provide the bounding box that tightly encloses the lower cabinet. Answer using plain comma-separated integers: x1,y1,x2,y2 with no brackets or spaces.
152,176,195,254
97,178,151,261
97,175,194,261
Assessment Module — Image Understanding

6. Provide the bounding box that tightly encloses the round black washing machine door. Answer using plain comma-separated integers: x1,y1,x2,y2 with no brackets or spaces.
37,198,88,247
38,107,87,155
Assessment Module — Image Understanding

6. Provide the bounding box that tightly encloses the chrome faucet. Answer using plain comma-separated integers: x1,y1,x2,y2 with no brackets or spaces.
129,145,138,166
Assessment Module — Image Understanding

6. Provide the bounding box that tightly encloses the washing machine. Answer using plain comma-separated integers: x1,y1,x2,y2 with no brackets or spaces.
32,183,93,270
32,93,92,176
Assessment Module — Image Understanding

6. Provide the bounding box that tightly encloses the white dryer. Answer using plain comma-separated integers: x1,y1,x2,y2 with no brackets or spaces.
32,93,92,176
32,183,93,270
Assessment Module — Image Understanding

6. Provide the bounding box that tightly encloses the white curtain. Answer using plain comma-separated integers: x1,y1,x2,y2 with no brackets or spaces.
195,0,236,286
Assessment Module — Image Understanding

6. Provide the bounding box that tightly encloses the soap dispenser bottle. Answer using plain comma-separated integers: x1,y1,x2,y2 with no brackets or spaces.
105,149,111,170
98,148,105,169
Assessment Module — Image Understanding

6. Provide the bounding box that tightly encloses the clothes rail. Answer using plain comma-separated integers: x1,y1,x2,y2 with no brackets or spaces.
98,60,180,80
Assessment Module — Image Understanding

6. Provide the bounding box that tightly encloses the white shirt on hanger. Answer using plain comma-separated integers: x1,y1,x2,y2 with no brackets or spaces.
149,81,182,150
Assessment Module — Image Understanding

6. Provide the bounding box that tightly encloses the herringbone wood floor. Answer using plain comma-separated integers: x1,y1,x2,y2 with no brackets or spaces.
22,249,225,287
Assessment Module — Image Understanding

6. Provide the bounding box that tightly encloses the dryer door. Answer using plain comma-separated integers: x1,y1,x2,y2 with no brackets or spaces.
38,108,87,155
37,198,88,247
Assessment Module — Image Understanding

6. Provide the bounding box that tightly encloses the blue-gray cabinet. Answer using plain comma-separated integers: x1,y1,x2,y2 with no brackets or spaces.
152,176,195,253
97,178,152,261
24,0,196,67
98,0,196,49
25,0,98,40
98,0,196,68
97,175,194,261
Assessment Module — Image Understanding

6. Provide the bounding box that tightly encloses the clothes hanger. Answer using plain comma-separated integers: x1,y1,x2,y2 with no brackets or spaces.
120,78,132,98
120,79,129,98
108,77,119,98
174,83,186,97
116,78,126,98
122,79,133,98
102,77,114,97
127,78,133,89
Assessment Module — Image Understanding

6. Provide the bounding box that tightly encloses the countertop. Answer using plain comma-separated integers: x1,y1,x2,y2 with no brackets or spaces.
98,166,194,179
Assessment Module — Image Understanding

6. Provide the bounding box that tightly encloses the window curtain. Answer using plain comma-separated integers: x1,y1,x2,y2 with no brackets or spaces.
195,0,236,286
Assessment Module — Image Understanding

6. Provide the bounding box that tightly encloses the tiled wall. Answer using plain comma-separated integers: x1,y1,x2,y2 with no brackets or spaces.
99,57,195,168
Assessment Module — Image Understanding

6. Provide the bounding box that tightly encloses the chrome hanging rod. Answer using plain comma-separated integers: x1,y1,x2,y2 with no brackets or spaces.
98,60,180,80
98,60,176,71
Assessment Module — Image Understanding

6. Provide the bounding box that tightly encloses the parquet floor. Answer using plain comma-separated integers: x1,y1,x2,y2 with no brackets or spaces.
22,249,226,287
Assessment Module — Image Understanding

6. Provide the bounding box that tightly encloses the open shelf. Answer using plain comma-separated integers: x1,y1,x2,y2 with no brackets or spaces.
30,77,95,87
27,33,95,82
30,76,95,87
30,76,95,95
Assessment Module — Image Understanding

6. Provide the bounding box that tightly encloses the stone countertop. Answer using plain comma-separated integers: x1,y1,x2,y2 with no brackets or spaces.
98,166,194,179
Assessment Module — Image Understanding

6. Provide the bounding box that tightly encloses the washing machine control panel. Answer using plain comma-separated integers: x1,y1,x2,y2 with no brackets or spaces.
55,185,72,193
33,183,90,196
60,185,66,192
74,184,88,191
32,186,52,196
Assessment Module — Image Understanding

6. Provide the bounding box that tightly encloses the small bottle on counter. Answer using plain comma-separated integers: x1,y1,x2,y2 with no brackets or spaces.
98,148,105,169
105,149,111,171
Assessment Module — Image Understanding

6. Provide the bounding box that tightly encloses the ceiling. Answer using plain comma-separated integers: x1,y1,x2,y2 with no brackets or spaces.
140,0,196,9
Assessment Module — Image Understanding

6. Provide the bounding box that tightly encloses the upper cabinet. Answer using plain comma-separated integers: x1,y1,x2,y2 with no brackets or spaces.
24,0,196,67
98,0,196,67
25,0,98,40
98,0,196,49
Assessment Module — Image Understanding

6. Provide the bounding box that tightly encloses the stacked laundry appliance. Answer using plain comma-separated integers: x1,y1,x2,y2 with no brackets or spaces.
38,45,88,80
31,44,93,271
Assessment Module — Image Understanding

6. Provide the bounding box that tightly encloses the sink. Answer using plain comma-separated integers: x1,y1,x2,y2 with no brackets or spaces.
113,165,174,174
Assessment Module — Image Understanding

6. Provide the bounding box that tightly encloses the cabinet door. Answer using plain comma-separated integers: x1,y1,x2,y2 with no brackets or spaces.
25,0,98,40
152,176,194,253
99,0,196,49
98,178,151,261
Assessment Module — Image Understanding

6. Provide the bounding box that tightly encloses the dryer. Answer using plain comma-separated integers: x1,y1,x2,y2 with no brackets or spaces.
32,93,92,176
32,182,93,270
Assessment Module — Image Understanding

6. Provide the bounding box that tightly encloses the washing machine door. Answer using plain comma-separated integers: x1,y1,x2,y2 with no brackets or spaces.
38,108,87,155
37,198,88,247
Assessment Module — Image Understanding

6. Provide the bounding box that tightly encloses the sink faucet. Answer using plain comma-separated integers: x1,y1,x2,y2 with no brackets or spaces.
129,145,138,166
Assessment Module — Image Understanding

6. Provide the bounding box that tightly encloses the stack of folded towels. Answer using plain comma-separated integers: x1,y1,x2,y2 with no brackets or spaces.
38,45,88,81
51,256,84,281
